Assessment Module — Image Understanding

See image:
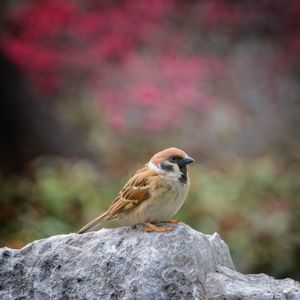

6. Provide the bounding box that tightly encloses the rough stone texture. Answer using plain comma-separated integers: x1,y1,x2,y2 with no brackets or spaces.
206,266,300,300
0,224,234,300
1,224,299,300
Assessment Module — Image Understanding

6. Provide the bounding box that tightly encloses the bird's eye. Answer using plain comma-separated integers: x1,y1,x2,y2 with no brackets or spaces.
169,155,177,162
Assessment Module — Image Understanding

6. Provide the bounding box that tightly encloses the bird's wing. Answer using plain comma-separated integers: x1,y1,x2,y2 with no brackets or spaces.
107,166,159,217
78,165,160,233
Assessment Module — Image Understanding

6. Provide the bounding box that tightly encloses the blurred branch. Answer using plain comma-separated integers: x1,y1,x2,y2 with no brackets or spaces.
0,51,100,173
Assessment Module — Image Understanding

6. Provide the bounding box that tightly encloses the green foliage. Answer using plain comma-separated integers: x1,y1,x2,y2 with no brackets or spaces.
1,156,299,279
180,158,300,279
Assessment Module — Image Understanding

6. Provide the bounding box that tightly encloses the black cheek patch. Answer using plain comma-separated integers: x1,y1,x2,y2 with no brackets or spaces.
179,175,187,184
160,161,174,172
179,165,188,184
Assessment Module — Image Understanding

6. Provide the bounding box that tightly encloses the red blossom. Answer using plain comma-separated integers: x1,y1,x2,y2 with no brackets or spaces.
2,0,174,93
1,0,299,131
96,55,226,132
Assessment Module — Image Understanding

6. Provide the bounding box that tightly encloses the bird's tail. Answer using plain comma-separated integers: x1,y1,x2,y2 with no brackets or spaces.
78,211,110,234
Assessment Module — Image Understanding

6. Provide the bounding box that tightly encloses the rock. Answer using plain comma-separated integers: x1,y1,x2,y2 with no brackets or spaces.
1,224,299,300
0,223,234,299
206,266,300,300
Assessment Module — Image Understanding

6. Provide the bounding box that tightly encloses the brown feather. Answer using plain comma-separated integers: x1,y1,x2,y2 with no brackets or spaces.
78,147,192,234
77,211,110,233
78,165,158,233
150,147,186,166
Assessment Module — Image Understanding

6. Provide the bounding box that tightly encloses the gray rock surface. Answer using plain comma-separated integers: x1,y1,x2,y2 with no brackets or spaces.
1,223,299,300
0,223,234,299
206,266,300,300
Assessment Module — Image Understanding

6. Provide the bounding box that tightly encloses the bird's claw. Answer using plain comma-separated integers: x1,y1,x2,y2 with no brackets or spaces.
143,222,174,232
165,219,181,224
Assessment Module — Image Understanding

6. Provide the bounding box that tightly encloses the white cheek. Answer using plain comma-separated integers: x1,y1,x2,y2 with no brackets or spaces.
147,160,182,179
147,161,162,173
163,162,182,179
172,164,181,176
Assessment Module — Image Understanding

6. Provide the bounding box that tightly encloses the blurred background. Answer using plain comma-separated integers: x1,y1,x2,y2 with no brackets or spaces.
0,0,299,280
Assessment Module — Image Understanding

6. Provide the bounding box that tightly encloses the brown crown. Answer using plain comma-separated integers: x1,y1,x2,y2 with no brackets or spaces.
150,147,187,166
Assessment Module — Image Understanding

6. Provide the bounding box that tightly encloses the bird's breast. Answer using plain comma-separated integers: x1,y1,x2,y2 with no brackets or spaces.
129,176,189,224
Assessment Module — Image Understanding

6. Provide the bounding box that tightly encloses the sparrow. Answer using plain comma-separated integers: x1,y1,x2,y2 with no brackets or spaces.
78,147,194,233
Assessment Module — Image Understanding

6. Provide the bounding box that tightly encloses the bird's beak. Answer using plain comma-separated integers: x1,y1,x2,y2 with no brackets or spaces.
180,155,194,166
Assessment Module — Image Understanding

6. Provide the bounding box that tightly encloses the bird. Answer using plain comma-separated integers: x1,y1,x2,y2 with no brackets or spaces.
78,147,194,233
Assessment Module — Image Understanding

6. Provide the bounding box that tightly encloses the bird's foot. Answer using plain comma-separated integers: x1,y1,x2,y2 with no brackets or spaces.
143,222,174,232
164,219,181,224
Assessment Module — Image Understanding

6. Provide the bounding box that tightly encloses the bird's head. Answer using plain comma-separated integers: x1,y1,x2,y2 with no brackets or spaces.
148,147,194,183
